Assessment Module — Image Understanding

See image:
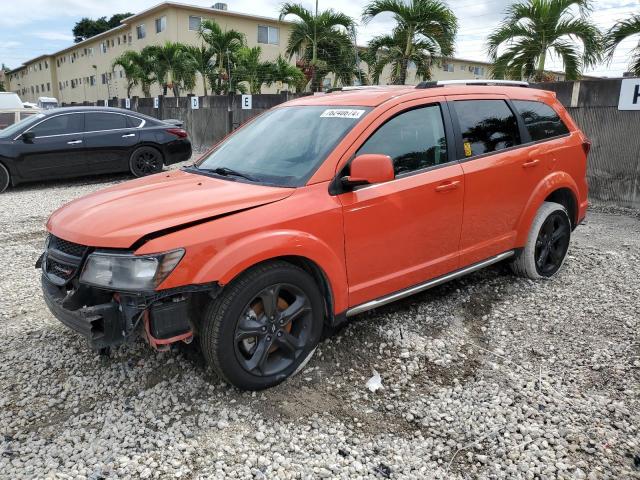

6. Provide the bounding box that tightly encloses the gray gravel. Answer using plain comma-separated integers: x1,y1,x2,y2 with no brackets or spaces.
0,170,638,479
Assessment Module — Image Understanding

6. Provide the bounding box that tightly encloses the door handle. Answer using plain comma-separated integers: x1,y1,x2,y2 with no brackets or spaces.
122,133,136,138
435,180,461,192
67,140,83,145
522,159,540,168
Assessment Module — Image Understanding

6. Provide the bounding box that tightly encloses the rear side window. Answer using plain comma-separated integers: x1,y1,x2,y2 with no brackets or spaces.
85,113,128,132
127,116,144,128
513,100,569,141
357,104,449,176
454,100,520,157
30,114,84,137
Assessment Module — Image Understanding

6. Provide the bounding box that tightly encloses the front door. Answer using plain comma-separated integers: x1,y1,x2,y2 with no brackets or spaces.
15,112,86,180
337,101,465,307
83,112,140,174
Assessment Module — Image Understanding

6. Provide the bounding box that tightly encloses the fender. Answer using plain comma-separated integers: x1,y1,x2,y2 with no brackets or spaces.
515,171,580,246
192,229,349,314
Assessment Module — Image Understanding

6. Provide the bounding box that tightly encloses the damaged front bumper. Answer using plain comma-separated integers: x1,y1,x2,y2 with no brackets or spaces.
39,243,219,350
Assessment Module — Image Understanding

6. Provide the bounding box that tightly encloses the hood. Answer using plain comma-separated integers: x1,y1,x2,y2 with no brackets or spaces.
47,169,294,248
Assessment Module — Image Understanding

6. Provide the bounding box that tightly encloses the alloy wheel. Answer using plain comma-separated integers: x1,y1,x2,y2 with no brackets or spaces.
534,211,570,276
234,283,313,377
133,151,160,176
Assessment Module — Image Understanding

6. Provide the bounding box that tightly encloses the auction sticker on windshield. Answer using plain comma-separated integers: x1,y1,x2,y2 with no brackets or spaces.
320,109,366,119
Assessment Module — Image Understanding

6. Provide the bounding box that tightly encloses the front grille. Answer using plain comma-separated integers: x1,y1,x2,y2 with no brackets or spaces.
49,235,88,258
44,235,88,286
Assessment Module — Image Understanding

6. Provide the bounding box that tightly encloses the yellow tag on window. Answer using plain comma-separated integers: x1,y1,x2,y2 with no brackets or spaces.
463,142,472,157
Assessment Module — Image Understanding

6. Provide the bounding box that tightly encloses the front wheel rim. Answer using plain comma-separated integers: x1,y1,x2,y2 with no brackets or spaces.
534,212,570,276
133,151,159,175
234,283,313,377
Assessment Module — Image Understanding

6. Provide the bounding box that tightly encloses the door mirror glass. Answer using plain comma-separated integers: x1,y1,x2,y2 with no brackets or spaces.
343,154,394,187
21,131,35,143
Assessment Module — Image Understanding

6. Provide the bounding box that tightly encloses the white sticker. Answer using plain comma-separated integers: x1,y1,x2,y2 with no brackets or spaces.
320,109,365,119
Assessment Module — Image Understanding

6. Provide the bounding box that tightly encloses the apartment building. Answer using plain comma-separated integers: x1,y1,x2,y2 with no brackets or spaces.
8,1,572,103
8,2,293,103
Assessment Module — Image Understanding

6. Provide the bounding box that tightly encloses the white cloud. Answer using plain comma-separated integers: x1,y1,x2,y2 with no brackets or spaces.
32,31,74,42
0,41,21,49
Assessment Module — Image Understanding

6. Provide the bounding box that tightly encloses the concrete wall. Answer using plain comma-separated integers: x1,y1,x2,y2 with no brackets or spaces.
66,93,306,151
533,78,640,209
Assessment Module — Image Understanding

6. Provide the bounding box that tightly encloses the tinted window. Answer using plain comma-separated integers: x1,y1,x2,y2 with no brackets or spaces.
127,116,144,128
357,105,449,175
85,113,127,132
454,100,520,157
513,100,569,141
30,114,83,137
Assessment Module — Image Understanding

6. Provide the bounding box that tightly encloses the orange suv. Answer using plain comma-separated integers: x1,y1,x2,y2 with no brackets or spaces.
40,81,590,390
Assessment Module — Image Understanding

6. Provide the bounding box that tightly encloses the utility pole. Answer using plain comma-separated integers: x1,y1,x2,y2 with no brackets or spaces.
227,48,233,134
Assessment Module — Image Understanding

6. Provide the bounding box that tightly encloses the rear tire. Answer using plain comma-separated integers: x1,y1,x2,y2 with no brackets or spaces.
0,163,10,194
200,261,324,390
511,201,571,279
129,146,163,177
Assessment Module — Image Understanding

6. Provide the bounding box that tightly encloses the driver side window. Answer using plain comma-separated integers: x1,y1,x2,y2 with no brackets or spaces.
357,104,449,176
30,114,83,138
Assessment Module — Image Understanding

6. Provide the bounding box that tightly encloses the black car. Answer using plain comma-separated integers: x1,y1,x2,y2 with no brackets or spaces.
0,107,192,193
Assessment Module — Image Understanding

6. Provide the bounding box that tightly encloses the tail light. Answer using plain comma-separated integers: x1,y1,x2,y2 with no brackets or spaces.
582,139,591,156
166,128,188,139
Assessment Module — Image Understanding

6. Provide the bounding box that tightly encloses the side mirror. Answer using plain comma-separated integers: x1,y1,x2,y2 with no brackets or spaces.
342,154,394,188
21,132,35,143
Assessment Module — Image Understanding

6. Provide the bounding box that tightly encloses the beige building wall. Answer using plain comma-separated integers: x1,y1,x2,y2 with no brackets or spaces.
9,2,295,104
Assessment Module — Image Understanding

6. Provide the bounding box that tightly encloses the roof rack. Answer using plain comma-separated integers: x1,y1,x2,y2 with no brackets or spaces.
416,80,529,89
326,85,409,93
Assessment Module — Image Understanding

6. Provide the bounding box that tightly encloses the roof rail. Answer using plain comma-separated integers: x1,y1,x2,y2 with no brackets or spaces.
416,80,529,89
327,85,410,93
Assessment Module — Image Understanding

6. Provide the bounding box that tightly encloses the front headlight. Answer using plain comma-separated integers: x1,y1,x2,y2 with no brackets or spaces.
79,249,184,291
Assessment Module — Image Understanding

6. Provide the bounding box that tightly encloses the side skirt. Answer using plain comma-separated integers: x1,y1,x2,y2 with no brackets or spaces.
345,251,515,317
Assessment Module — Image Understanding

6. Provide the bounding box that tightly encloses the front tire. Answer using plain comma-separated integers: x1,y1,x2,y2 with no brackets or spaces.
200,261,324,390
511,201,571,279
0,163,10,193
129,146,163,177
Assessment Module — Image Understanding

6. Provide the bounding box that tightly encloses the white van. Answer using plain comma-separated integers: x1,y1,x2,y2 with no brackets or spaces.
37,96,59,109
0,93,42,130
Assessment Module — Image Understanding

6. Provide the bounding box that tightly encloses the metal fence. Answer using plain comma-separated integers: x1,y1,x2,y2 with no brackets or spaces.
533,78,640,209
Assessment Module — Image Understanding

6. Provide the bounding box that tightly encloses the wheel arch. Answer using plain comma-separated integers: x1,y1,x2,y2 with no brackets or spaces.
187,230,349,317
515,171,580,246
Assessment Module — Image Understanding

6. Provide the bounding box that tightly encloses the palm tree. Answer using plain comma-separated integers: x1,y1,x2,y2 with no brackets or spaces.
268,54,305,92
144,42,197,96
605,13,640,76
362,0,458,85
279,2,356,91
185,45,215,96
234,46,274,94
487,0,601,81
112,51,141,97
198,19,245,94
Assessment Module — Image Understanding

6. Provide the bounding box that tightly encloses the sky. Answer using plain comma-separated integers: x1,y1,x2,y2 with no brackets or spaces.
0,0,638,77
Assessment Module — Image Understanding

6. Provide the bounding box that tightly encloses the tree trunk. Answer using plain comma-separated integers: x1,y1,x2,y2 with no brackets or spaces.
202,73,208,96
399,26,414,85
536,50,546,81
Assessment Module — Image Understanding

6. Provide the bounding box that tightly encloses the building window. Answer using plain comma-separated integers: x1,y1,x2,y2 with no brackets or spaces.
136,24,146,39
459,64,466,71
101,73,108,84
188,15,202,31
128,33,132,44
442,63,454,73
47,83,50,91
101,42,108,54
258,25,279,45
90,75,96,86
473,66,485,76
155,16,166,33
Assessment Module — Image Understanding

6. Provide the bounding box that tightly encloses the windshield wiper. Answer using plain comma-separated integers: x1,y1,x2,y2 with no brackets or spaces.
199,166,258,182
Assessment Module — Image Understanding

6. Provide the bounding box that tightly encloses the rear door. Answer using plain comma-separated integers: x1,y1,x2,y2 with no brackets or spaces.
447,94,549,266
83,112,140,174
15,112,86,180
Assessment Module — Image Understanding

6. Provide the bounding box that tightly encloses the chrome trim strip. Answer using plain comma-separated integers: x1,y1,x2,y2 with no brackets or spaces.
345,251,515,317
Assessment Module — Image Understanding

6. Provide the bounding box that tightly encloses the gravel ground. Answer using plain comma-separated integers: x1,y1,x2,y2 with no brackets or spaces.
0,170,638,479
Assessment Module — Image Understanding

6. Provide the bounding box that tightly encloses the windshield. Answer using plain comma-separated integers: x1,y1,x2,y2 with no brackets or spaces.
193,105,370,187
0,113,45,138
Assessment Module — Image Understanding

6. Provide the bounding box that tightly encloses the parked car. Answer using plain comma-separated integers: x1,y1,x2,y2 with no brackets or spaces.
39,81,590,390
0,107,191,193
